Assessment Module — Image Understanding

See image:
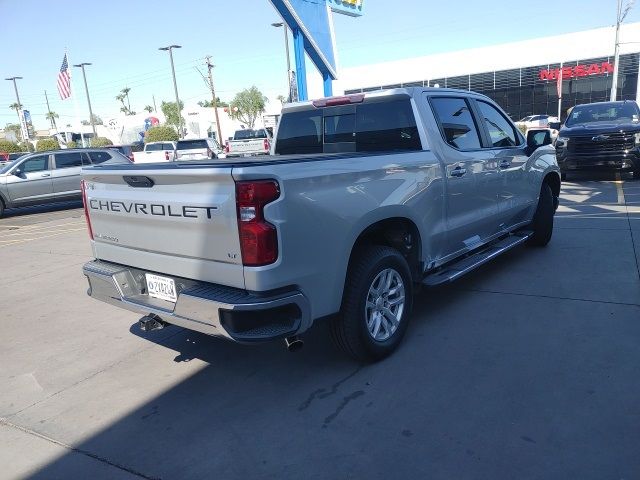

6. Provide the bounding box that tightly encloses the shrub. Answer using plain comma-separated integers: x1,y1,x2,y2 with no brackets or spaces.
0,140,21,153
145,125,179,143
66,140,78,148
18,141,35,152
91,137,113,147
36,138,60,151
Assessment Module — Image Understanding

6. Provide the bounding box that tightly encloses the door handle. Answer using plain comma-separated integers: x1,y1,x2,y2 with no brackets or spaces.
499,160,511,169
41,173,51,177
450,166,467,178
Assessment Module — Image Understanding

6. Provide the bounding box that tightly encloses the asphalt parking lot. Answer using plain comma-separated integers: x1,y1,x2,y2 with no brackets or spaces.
1,176,639,480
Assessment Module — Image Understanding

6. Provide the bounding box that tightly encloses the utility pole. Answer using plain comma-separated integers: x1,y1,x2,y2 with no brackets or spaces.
206,56,223,144
272,22,292,101
44,90,58,131
611,0,635,101
159,45,184,138
5,76,27,141
73,63,97,138
152,94,158,113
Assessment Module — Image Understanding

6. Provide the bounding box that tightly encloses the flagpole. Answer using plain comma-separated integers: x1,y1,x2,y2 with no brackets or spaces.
66,51,86,147
557,61,563,121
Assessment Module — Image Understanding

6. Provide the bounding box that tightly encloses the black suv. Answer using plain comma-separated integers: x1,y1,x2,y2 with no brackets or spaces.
555,100,640,179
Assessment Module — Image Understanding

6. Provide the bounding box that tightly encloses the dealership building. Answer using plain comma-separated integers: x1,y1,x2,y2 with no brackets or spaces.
325,23,640,121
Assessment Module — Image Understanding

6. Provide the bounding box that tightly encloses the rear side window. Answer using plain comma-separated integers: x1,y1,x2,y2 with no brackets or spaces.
177,140,207,150
54,152,83,169
477,101,519,148
88,151,113,164
275,98,421,154
430,97,481,150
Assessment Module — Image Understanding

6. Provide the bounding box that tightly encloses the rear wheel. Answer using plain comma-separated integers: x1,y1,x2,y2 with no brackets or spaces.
0,198,4,218
331,245,413,362
528,182,554,247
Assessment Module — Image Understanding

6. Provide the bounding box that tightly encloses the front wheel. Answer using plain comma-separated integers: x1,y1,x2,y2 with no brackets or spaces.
528,182,555,247
330,245,413,362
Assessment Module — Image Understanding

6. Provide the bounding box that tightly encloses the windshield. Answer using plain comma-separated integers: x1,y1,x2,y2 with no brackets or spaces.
234,129,267,140
566,102,640,126
0,160,16,174
177,140,208,150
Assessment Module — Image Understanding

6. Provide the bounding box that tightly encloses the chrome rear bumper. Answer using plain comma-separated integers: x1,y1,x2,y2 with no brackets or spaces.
83,260,310,342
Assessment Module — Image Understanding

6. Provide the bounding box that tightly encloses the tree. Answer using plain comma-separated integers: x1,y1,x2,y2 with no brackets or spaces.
9,102,21,113
228,86,268,129
116,87,135,115
4,123,21,142
46,111,59,130
144,125,179,143
198,97,228,108
144,105,154,113
276,95,286,105
0,140,21,153
81,120,90,126
90,137,113,147
160,100,184,132
36,138,60,151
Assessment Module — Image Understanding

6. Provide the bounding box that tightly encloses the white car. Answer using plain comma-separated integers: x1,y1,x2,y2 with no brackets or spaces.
516,114,559,130
132,141,176,163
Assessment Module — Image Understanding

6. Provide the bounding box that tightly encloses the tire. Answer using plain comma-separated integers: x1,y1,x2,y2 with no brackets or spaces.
528,182,554,247
331,245,413,362
0,198,4,218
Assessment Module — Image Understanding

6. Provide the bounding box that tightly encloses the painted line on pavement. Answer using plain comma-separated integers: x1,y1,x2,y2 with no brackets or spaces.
0,228,87,247
0,222,85,238
615,172,625,204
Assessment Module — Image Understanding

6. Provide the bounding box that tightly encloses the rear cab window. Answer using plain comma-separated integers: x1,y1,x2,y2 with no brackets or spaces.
177,140,208,150
275,97,422,155
234,129,268,140
145,143,162,151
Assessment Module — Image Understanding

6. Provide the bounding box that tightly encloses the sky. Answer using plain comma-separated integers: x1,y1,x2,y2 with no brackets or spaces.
1,0,638,130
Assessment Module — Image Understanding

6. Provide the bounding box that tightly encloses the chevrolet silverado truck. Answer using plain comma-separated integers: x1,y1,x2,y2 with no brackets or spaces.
225,128,271,157
556,100,640,180
81,88,560,361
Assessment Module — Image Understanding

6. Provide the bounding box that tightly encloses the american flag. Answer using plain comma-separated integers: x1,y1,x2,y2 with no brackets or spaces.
57,53,71,100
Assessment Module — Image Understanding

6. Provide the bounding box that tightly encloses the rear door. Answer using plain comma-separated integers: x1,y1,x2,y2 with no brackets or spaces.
6,154,54,203
474,99,534,226
51,151,86,195
428,95,501,255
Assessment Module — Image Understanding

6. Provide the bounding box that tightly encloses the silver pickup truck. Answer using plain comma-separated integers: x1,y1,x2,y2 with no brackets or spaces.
81,88,560,361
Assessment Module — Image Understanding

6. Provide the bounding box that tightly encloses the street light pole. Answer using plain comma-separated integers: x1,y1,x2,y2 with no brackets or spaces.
159,45,184,138
610,0,635,101
73,63,97,138
272,22,292,101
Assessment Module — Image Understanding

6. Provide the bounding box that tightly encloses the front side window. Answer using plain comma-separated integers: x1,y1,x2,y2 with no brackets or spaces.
54,152,83,169
430,97,482,150
477,101,519,148
20,156,49,173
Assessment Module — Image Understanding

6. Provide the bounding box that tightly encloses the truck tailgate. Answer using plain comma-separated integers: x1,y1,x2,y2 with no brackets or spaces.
229,140,264,154
82,166,245,289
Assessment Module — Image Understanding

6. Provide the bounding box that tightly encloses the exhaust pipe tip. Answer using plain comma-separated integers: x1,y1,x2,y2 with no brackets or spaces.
139,314,167,332
285,335,304,353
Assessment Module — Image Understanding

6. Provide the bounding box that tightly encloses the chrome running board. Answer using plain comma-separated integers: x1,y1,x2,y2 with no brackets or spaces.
422,231,533,287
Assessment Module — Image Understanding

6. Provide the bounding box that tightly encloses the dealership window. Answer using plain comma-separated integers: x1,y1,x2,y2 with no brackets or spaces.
430,97,481,150
477,101,519,147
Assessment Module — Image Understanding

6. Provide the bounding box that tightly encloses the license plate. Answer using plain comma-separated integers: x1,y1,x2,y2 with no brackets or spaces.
145,273,177,302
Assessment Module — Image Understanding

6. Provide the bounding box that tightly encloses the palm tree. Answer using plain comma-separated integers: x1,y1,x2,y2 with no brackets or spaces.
120,87,132,111
144,105,154,113
46,111,59,130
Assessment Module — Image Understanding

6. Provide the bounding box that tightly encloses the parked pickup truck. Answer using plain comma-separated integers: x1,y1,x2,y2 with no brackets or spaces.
132,141,176,163
555,100,640,180
225,128,271,157
81,88,560,361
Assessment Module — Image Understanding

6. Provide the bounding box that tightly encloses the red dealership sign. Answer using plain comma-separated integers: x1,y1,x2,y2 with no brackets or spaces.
539,62,614,81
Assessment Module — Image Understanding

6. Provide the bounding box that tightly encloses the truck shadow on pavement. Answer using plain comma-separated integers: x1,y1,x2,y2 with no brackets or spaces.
25,176,640,480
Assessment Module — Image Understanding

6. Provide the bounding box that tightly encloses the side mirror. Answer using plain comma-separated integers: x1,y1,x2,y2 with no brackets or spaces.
548,121,561,130
527,129,552,154
12,167,23,176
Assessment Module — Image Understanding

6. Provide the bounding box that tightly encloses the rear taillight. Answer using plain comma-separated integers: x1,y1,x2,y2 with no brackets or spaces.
165,151,170,161
235,180,280,266
263,138,270,152
225,141,230,154
128,154,134,162
80,180,94,240
207,147,213,158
